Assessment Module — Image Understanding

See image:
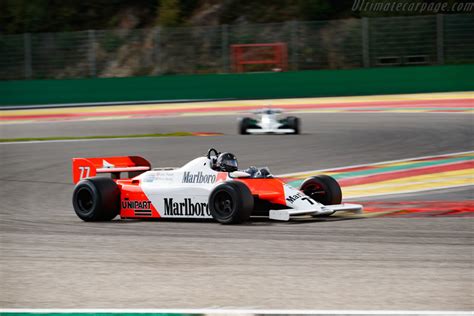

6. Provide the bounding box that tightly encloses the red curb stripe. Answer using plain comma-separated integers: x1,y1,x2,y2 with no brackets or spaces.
326,165,380,173
191,132,223,136
358,200,474,217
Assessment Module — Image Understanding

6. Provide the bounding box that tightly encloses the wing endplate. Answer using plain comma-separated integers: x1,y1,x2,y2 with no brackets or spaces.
72,156,151,183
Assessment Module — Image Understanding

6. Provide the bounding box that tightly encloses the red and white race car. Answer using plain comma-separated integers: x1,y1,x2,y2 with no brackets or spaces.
72,148,362,224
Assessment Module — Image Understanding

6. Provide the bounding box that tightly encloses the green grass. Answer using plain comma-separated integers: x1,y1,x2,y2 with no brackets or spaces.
0,132,198,142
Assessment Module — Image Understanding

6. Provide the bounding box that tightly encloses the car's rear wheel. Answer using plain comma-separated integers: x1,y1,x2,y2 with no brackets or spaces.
287,116,300,134
72,177,119,221
299,175,341,205
209,181,254,224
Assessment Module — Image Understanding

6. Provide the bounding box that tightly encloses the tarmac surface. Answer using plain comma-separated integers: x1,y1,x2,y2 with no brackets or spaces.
0,112,473,310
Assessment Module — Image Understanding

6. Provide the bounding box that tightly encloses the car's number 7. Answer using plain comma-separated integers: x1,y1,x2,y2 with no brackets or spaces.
79,166,91,179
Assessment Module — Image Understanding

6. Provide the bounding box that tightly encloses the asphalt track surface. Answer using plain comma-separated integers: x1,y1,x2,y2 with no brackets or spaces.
1,112,473,310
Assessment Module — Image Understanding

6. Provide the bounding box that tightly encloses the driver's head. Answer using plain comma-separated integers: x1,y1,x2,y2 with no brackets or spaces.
216,152,238,172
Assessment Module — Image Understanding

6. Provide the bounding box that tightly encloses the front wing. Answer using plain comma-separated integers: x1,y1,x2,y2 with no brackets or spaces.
246,128,295,134
269,203,363,221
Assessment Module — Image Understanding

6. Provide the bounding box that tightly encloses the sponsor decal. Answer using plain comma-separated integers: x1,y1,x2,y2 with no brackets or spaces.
102,159,115,168
154,172,174,182
182,171,216,184
143,174,155,182
286,192,304,203
122,200,152,210
164,198,210,217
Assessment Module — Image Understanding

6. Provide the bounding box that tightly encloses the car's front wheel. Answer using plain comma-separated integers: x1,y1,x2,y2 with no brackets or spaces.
299,175,342,205
72,177,119,221
286,116,300,134
209,181,254,224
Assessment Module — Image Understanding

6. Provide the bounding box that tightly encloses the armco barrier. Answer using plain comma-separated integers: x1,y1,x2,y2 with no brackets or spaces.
0,65,473,106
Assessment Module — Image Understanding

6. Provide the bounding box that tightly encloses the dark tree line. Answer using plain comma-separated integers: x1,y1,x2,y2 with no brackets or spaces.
1,0,465,34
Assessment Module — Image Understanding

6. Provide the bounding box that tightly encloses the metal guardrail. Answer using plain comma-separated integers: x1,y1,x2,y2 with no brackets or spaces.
0,14,473,80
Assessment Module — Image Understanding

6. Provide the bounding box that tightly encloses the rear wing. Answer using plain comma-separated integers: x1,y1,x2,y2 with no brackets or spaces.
72,156,151,184
251,108,283,115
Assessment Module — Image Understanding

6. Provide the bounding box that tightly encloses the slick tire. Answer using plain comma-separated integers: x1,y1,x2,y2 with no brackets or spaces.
299,175,342,205
72,177,120,221
209,181,254,224
239,117,252,135
287,116,300,134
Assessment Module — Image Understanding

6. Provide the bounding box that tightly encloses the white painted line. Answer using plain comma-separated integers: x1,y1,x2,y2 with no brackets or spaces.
0,309,471,315
277,150,474,177
0,136,175,145
343,183,474,200
347,184,474,201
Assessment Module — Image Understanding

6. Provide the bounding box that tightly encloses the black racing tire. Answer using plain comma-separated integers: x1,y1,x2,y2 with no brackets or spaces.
72,177,120,221
299,175,342,205
209,181,254,224
287,116,300,134
239,117,252,135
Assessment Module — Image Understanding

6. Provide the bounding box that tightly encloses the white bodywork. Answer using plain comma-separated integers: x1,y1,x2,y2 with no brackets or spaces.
132,156,362,221
137,157,220,219
245,108,296,134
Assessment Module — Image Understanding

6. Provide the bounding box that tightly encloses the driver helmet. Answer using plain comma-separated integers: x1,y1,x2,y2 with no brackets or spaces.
215,152,238,172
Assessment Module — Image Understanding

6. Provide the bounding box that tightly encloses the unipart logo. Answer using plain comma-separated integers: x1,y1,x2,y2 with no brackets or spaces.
182,171,216,184
164,198,210,217
122,200,151,210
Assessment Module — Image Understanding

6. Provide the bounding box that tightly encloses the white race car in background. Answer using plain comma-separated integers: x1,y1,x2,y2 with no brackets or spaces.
238,108,300,134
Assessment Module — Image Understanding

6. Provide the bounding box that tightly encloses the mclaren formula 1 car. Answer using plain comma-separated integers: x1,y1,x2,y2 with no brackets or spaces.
239,108,300,134
71,148,362,224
